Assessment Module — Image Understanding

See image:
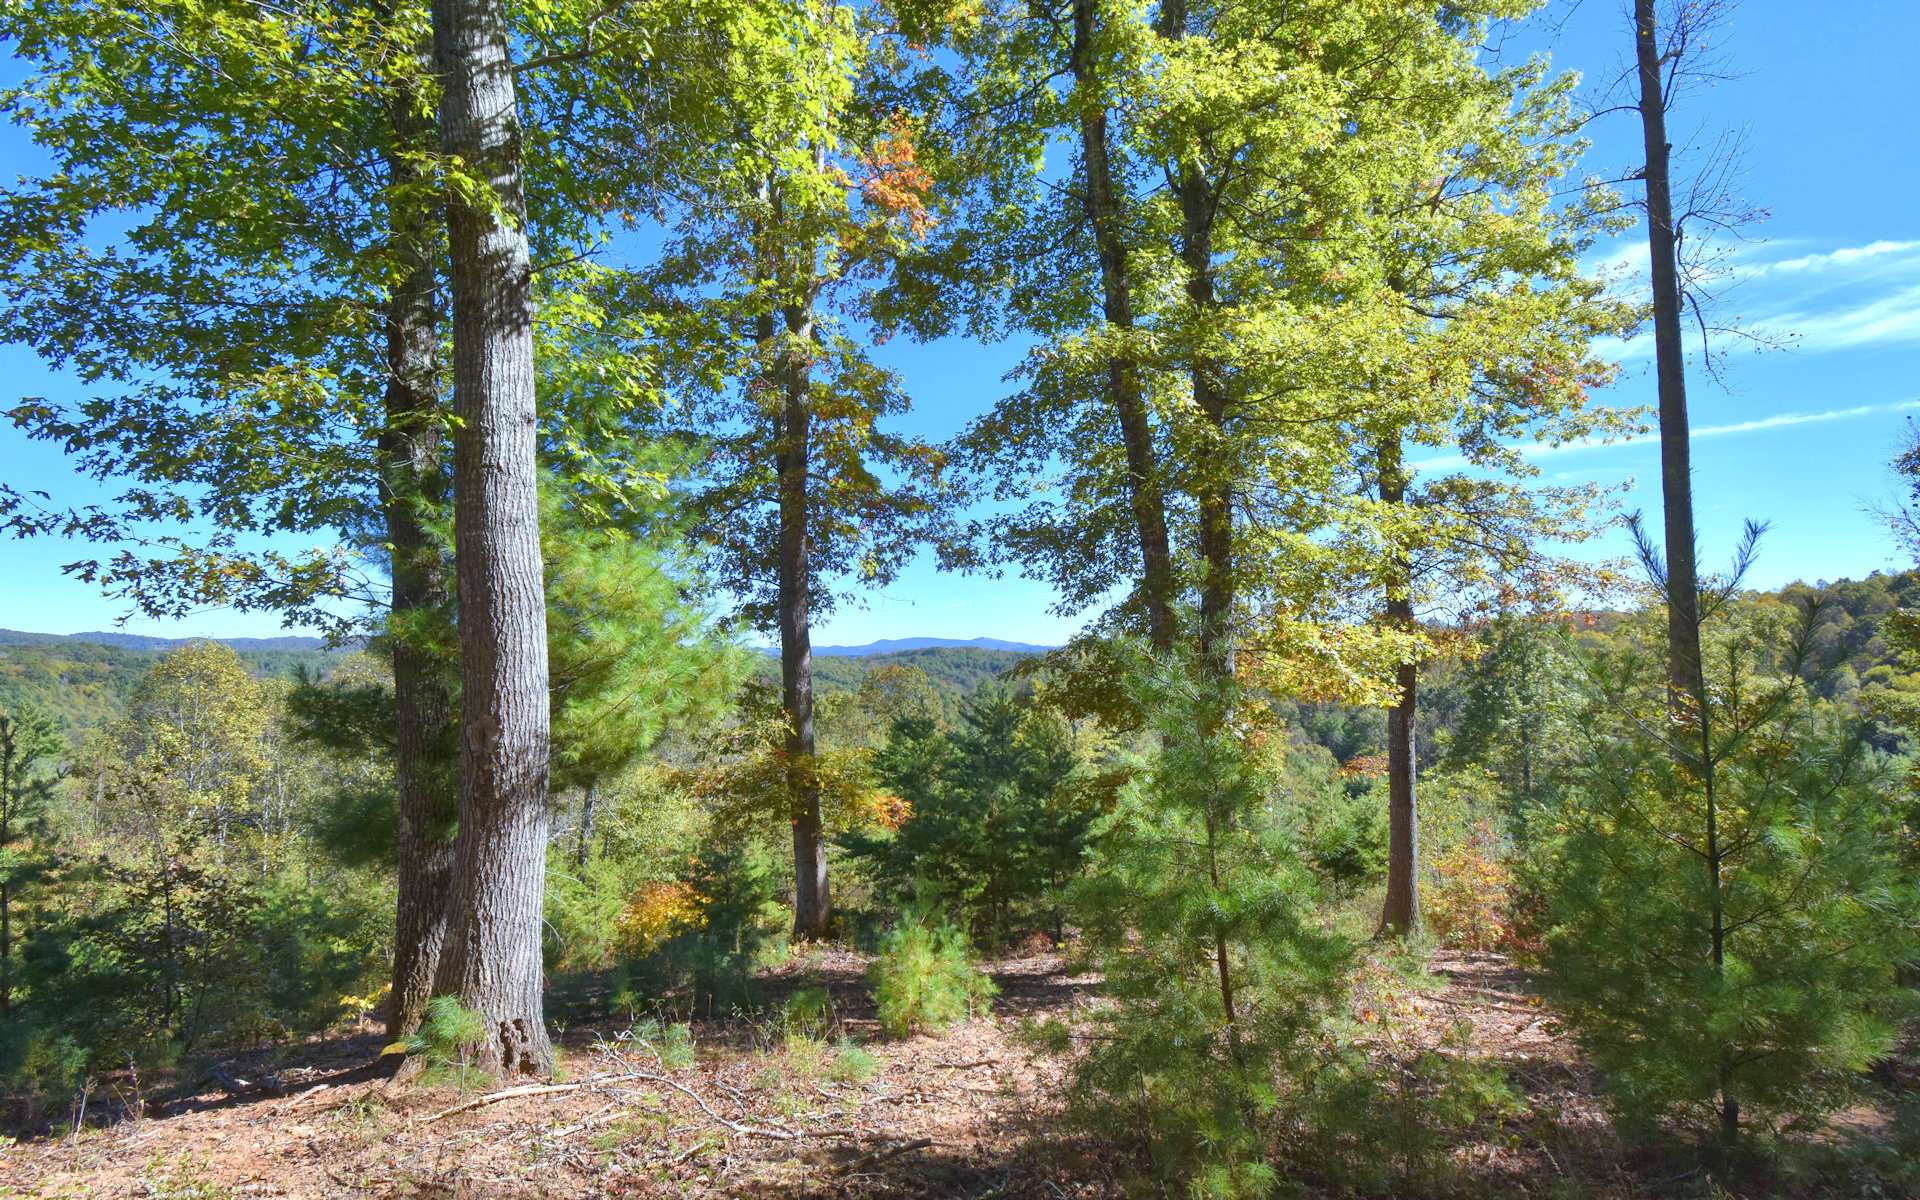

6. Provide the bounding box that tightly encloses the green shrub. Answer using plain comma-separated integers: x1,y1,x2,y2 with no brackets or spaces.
0,1028,87,1128
393,995,491,1089
826,1037,880,1083
622,1018,695,1070
613,844,787,1017
868,906,996,1037
783,985,833,1038
1290,991,1520,1193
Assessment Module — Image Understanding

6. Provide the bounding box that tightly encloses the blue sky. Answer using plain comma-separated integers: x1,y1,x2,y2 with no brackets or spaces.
3,0,1917,645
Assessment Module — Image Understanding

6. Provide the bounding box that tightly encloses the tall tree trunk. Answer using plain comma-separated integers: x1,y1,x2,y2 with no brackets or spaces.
1633,0,1702,706
379,43,457,1042
428,0,554,1077
1377,435,1421,937
1156,2,1232,680
1177,176,1233,679
778,293,830,940
1071,0,1175,653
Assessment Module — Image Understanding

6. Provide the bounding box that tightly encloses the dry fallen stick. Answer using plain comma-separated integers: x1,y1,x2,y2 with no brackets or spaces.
420,1082,591,1123
1429,994,1541,1017
842,1137,935,1175
420,1066,890,1151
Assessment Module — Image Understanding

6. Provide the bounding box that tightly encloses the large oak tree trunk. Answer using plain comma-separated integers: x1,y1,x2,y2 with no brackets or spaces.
1376,437,1421,937
1071,0,1175,653
428,0,554,1077
1633,0,1702,705
379,46,458,1042
778,297,830,940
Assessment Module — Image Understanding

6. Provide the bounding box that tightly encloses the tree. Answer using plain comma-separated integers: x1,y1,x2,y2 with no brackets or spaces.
1621,0,1764,712
1536,588,1915,1145
428,0,553,1076
1447,613,1581,817
815,663,943,751
604,5,958,938
0,707,60,1019
0,0,467,1038
946,2,1590,701
848,690,1090,946
1324,33,1628,935
539,477,747,871
1065,648,1350,1195
1066,0,1175,650
0,0,706,1038
89,642,281,864
289,472,746,866
1633,0,1705,705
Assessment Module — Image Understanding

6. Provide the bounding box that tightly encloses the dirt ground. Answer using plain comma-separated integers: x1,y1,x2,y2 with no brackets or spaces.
0,949,1907,1199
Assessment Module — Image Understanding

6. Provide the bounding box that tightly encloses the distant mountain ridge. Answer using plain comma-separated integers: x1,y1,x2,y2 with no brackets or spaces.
0,628,342,653
763,636,1055,657
0,629,1049,658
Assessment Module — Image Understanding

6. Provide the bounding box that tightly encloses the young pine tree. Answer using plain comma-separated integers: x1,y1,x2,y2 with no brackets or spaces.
1536,550,1916,1146
851,691,1090,948
1065,650,1350,1197
1,707,61,1021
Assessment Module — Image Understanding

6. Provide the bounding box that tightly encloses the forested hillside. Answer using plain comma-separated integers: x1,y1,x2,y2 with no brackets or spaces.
0,1,1914,1197
0,638,342,739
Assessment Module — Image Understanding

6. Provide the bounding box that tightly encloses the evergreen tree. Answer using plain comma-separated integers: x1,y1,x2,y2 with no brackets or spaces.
0,707,61,1019
850,691,1090,946
1447,613,1581,818
1536,586,1917,1144
1065,650,1350,1195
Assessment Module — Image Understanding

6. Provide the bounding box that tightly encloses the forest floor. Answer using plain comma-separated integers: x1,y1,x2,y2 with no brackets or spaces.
1,948,1910,1199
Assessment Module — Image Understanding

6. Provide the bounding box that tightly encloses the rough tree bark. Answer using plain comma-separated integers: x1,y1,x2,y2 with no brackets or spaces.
379,44,458,1041
1375,435,1421,937
1633,0,1703,705
1070,0,1176,653
428,0,554,1077
778,291,830,941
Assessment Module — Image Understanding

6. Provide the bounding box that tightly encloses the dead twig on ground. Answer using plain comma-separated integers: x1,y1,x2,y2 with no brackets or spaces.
841,1136,935,1175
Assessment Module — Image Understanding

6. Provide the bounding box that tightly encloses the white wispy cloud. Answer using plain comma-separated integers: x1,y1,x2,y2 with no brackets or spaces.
1411,399,1920,473
1750,283,1920,352
1754,239,1920,275
1583,235,1920,361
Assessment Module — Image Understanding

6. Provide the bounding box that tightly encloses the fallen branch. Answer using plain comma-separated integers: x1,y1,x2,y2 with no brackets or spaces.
1429,994,1541,1017
422,1082,587,1123
842,1137,935,1175
419,1066,876,1145
208,1061,286,1097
